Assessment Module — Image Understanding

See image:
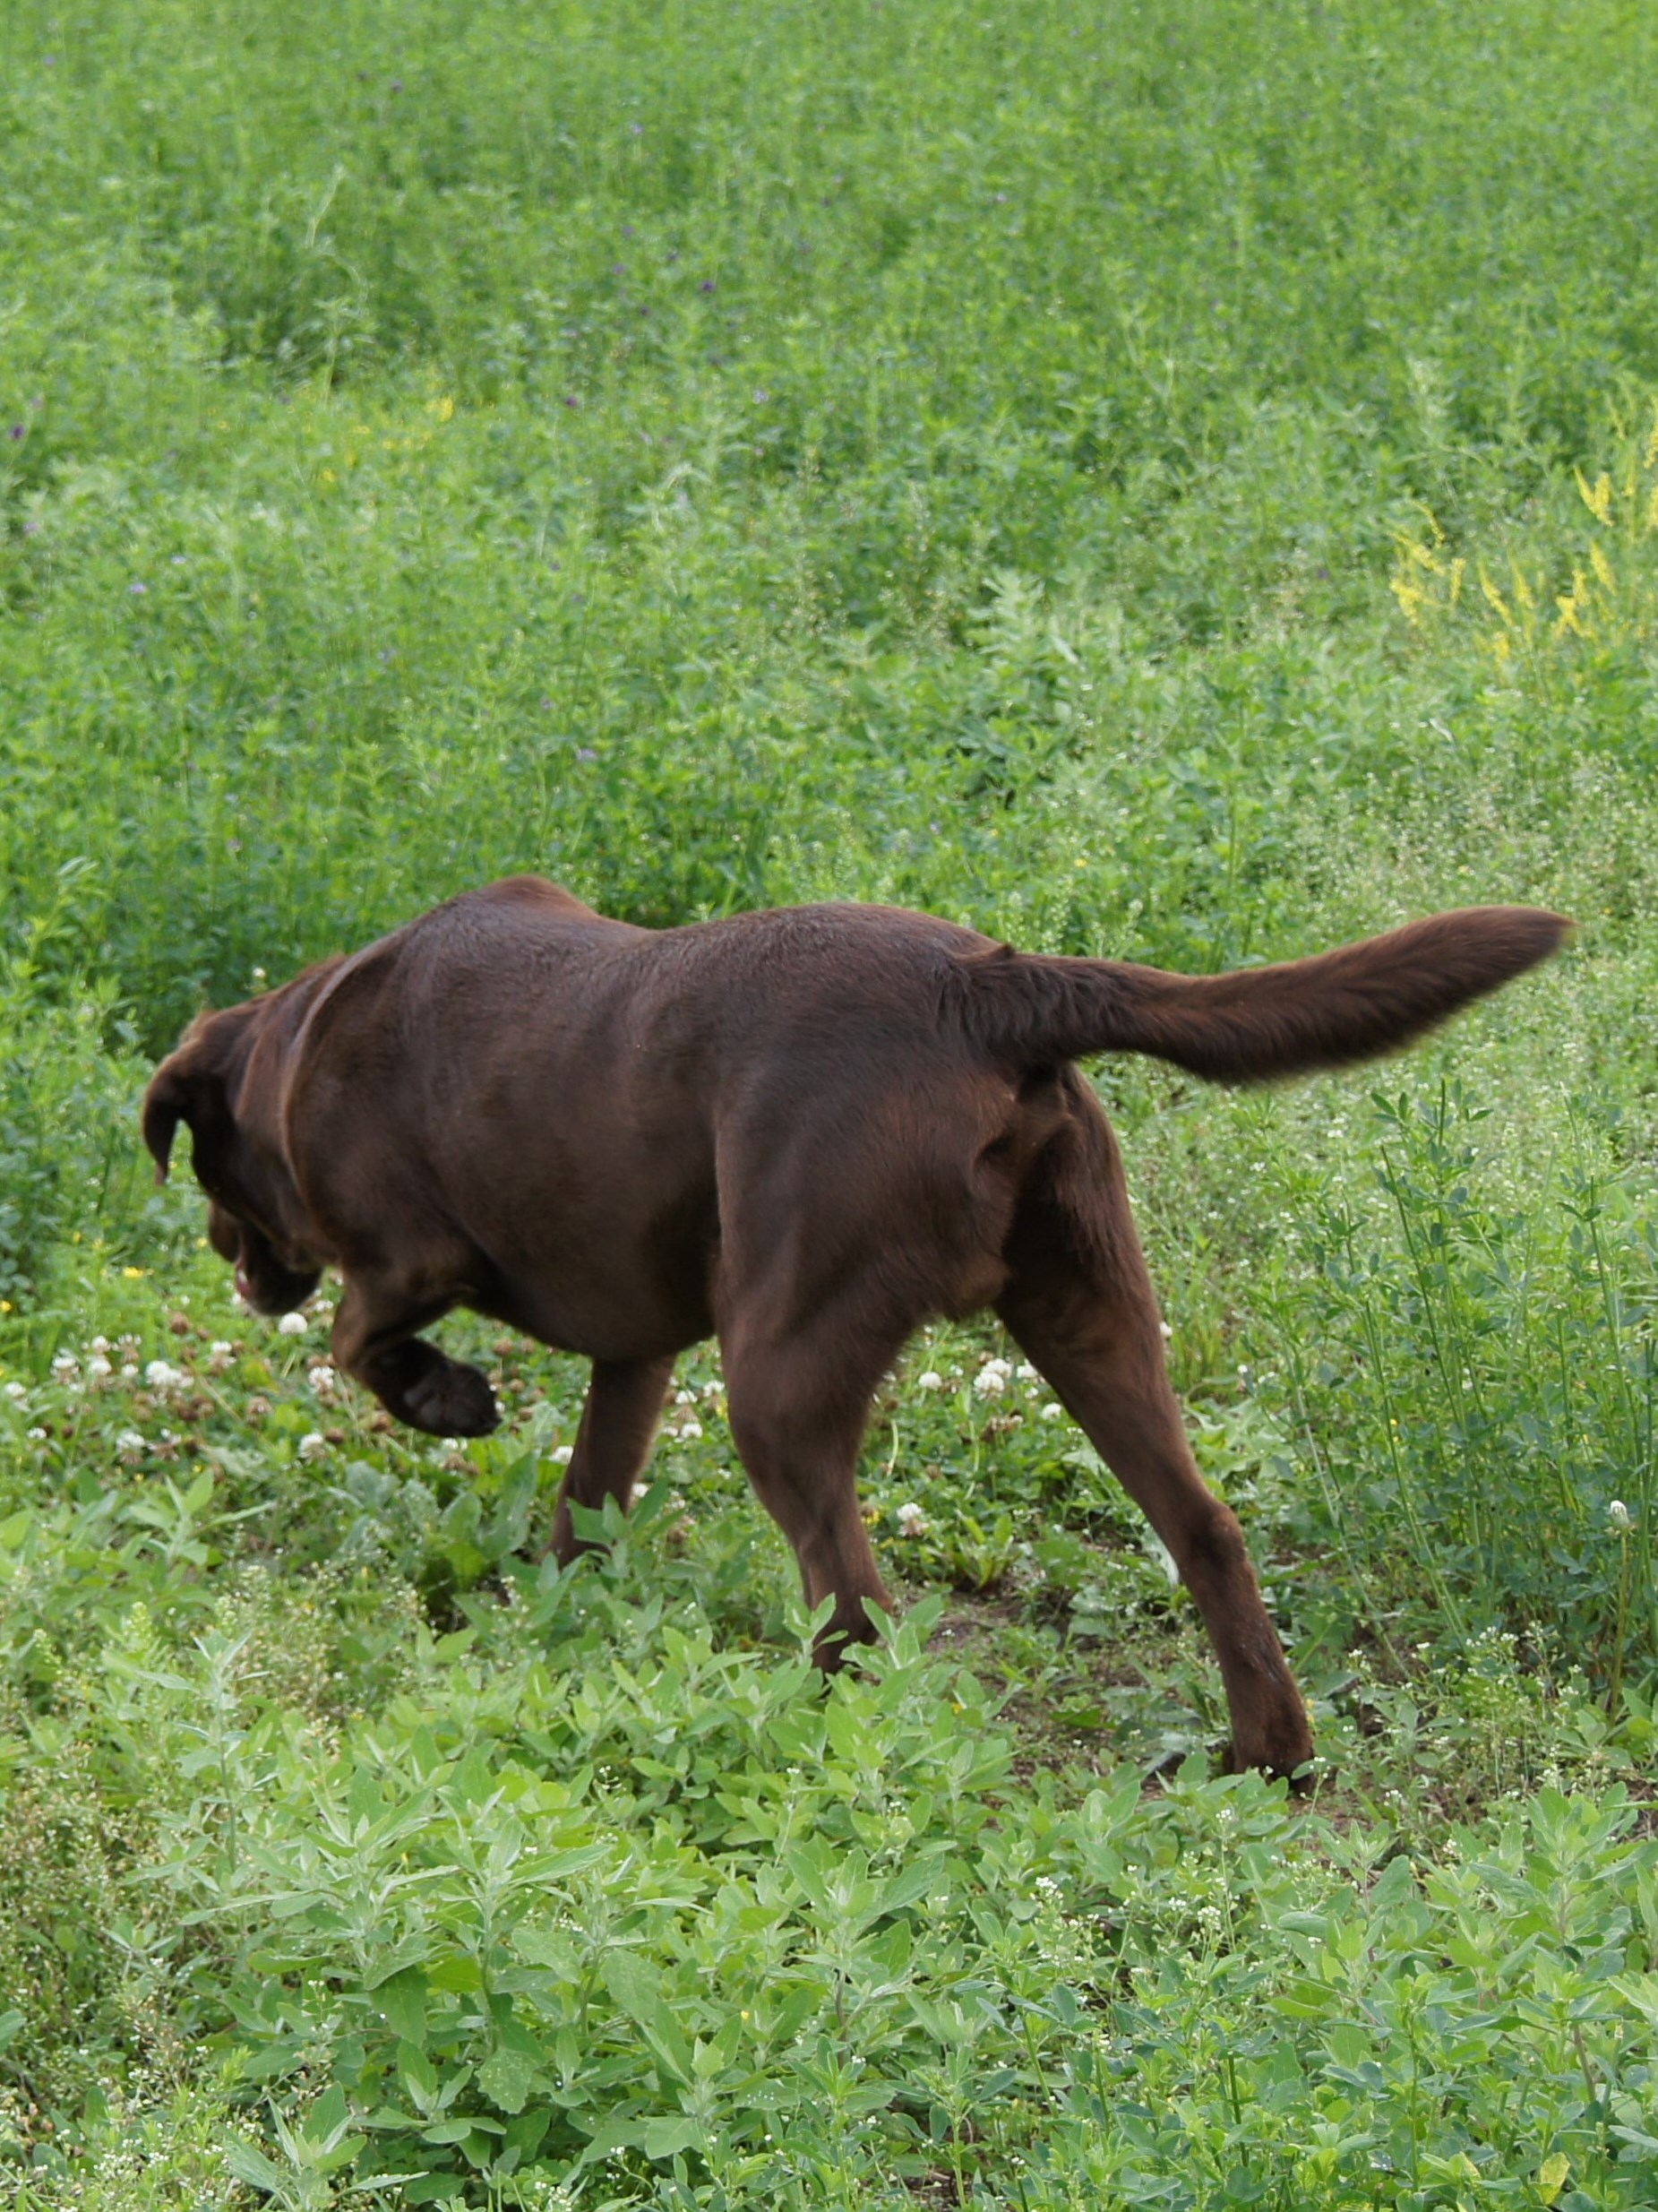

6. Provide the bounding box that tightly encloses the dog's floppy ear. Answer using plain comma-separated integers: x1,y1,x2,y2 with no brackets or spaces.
142,1024,234,1184
142,1061,186,1183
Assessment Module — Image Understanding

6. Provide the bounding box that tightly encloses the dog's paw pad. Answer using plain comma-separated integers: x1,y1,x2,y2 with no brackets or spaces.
404,1360,500,1437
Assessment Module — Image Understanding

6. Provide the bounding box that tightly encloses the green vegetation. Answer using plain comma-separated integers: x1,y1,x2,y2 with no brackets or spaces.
4,0,1658,2201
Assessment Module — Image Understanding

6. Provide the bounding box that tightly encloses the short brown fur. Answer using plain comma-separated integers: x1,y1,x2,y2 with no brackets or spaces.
143,882,1568,1777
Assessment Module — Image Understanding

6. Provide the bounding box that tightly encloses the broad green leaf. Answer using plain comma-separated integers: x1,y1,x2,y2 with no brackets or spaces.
478,2044,539,2114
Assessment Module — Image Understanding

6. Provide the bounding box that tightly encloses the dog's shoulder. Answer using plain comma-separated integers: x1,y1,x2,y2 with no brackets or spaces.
464,874,600,919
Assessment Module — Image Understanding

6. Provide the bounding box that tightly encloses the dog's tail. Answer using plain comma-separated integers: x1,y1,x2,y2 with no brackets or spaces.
949,908,1570,1081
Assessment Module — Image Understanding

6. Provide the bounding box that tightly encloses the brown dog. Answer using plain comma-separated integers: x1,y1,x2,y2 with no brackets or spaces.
142,880,1567,1776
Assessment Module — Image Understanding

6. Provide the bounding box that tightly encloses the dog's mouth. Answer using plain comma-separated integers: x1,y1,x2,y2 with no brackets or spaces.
209,1203,322,1314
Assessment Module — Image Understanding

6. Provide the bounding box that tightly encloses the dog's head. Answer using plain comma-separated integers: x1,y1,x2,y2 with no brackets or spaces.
142,994,328,1315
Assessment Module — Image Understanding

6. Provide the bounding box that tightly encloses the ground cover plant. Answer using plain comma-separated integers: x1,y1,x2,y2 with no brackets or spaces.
4,0,1658,2201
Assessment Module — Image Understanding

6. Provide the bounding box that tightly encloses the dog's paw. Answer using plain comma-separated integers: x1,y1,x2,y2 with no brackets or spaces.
400,1356,501,1438
1223,1723,1316,1790
811,1596,886,1673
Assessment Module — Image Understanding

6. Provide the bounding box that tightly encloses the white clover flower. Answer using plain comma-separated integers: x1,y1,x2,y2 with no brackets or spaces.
51,1351,79,1380
631,1482,649,1504
1159,1321,1173,1340
895,1502,927,1536
307,1363,339,1399
674,1388,698,1406
116,1428,146,1461
701,1379,723,1400
1609,1499,1634,1532
551,1443,574,1466
144,1360,185,1391
981,1356,1012,1377
90,1336,109,1353
86,1355,113,1382
916,1371,944,1392
3,1381,26,1402
1015,1362,1039,1381
120,1364,139,1381
296,1432,329,1462
1040,1402,1065,1422
678,1418,703,1442
972,1367,1006,1398
26,1426,46,1442
210,1340,233,1356
277,1312,308,1337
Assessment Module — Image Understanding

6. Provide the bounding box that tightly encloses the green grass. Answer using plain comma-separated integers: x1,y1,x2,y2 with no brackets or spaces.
5,0,1658,2202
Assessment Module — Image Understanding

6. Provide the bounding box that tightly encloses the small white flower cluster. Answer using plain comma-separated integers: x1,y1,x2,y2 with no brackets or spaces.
3,1381,27,1404
1609,1499,1634,1532
916,1369,944,1391
307,1360,339,1405
296,1432,330,1463
551,1443,574,1467
116,1429,147,1464
662,1382,714,1443
973,1357,1013,1398
277,1312,308,1338
207,1340,236,1374
895,1501,927,1536
143,1359,186,1395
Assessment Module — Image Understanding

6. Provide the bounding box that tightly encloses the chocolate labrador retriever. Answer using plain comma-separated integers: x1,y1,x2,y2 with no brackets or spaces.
142,879,1567,1775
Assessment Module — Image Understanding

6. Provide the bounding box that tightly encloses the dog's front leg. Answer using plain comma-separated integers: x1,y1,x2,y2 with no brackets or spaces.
331,1276,500,1437
546,1356,676,1563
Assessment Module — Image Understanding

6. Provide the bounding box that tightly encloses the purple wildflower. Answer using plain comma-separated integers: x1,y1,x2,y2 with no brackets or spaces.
699,278,715,293
129,581,147,595
7,426,21,441
575,747,597,762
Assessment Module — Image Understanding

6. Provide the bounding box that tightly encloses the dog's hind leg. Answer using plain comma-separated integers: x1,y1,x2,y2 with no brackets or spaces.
331,1275,500,1437
547,1356,676,1565
996,1157,1312,1782
719,1295,907,1668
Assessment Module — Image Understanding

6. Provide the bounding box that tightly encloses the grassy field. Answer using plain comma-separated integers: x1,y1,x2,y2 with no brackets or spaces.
5,0,1658,2202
